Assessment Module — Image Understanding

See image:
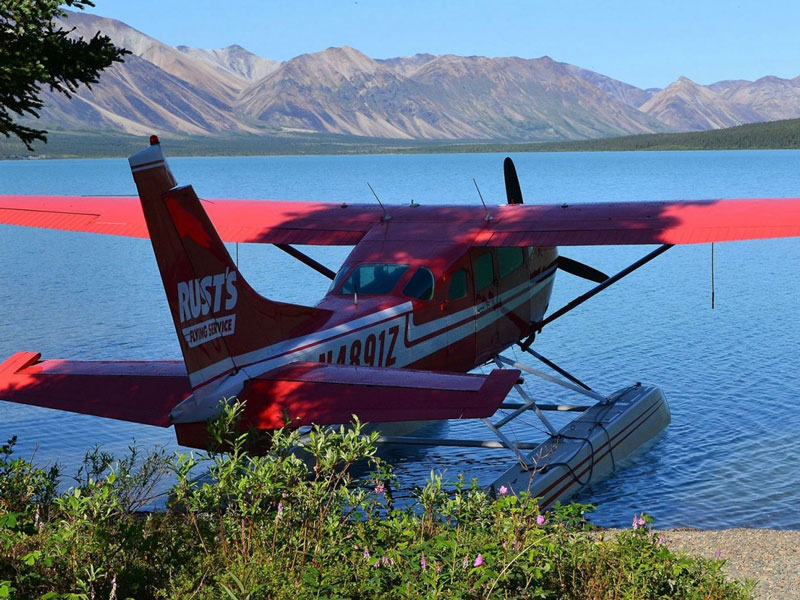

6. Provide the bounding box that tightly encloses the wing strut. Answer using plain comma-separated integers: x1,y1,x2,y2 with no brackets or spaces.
274,243,336,280
536,244,673,331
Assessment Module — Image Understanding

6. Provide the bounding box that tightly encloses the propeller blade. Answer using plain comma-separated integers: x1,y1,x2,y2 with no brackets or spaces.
558,256,609,284
503,157,523,205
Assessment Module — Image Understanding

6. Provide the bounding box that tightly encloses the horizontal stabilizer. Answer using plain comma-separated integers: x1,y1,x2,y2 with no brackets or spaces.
236,362,521,429
0,352,190,427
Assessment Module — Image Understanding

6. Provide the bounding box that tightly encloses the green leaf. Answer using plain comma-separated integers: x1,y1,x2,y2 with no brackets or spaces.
220,584,241,600
302,566,321,586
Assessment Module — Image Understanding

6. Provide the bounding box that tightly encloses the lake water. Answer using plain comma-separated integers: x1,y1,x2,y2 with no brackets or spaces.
1,149,799,529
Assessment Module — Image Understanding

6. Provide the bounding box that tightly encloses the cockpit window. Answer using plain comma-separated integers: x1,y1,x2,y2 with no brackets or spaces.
498,247,524,278
338,264,409,295
448,268,468,300
473,252,494,291
403,267,435,300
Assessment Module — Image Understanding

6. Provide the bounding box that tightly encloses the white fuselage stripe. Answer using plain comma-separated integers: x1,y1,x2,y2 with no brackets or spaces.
189,268,556,390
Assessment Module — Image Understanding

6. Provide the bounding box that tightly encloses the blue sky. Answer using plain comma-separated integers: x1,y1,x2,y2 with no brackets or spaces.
84,0,800,89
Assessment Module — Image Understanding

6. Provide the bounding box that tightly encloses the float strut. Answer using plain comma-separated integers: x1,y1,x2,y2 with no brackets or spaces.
518,345,594,391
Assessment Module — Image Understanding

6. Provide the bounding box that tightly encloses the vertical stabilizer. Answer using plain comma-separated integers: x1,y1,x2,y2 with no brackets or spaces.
128,139,330,419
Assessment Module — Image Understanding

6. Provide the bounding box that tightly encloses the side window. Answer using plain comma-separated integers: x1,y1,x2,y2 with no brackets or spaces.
497,247,524,278
403,267,435,300
448,268,468,300
473,252,494,291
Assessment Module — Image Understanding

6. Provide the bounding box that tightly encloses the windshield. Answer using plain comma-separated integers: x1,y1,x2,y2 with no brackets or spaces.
338,264,409,295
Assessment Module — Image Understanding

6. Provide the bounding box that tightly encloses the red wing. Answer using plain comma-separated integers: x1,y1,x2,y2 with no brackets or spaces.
0,195,382,245
0,352,190,427
3,194,800,246
483,198,800,246
237,362,520,428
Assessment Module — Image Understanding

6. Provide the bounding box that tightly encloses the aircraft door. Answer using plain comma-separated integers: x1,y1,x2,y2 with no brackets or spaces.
495,246,529,346
472,248,501,364
442,264,476,371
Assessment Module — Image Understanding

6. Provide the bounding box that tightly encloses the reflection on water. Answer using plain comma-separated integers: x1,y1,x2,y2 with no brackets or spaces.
1,150,799,529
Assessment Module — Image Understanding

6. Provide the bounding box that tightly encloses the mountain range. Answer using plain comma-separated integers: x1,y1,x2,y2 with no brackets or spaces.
26,10,800,142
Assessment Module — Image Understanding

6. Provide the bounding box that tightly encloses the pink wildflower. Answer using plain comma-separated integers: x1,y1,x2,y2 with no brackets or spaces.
473,554,484,567
715,549,722,559
276,502,284,518
381,555,391,567
536,514,546,526
374,483,385,495
498,485,508,495
420,552,427,570
632,515,646,530
657,534,666,545
363,547,370,560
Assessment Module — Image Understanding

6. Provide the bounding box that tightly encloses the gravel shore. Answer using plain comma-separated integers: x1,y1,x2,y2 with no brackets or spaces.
661,529,800,600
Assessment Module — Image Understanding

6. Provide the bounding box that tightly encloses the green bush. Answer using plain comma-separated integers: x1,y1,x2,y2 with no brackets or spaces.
0,402,753,599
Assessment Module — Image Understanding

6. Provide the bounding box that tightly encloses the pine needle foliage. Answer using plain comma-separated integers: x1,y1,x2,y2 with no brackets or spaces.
0,0,128,149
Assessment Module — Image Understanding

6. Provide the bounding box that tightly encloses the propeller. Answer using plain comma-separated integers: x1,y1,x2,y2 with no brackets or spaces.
503,156,608,284
557,256,609,284
503,157,524,205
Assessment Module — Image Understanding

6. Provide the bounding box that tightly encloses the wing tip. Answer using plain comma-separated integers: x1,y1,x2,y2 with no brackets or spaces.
0,351,41,379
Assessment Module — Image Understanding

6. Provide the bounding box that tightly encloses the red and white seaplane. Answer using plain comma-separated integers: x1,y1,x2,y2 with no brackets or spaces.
2,137,800,505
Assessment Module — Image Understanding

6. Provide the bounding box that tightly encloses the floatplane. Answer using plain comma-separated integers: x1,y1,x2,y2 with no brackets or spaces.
2,137,800,506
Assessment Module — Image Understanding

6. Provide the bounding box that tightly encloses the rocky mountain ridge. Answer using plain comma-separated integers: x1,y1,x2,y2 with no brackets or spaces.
28,10,800,141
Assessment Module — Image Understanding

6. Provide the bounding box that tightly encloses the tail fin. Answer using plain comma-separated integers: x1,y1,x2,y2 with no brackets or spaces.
129,138,330,393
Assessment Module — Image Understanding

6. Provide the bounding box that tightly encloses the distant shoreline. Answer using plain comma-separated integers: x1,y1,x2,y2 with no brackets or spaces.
3,118,800,160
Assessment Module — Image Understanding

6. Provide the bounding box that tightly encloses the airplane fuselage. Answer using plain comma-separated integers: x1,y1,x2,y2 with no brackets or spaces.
171,243,559,445
316,245,558,372
187,244,558,398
